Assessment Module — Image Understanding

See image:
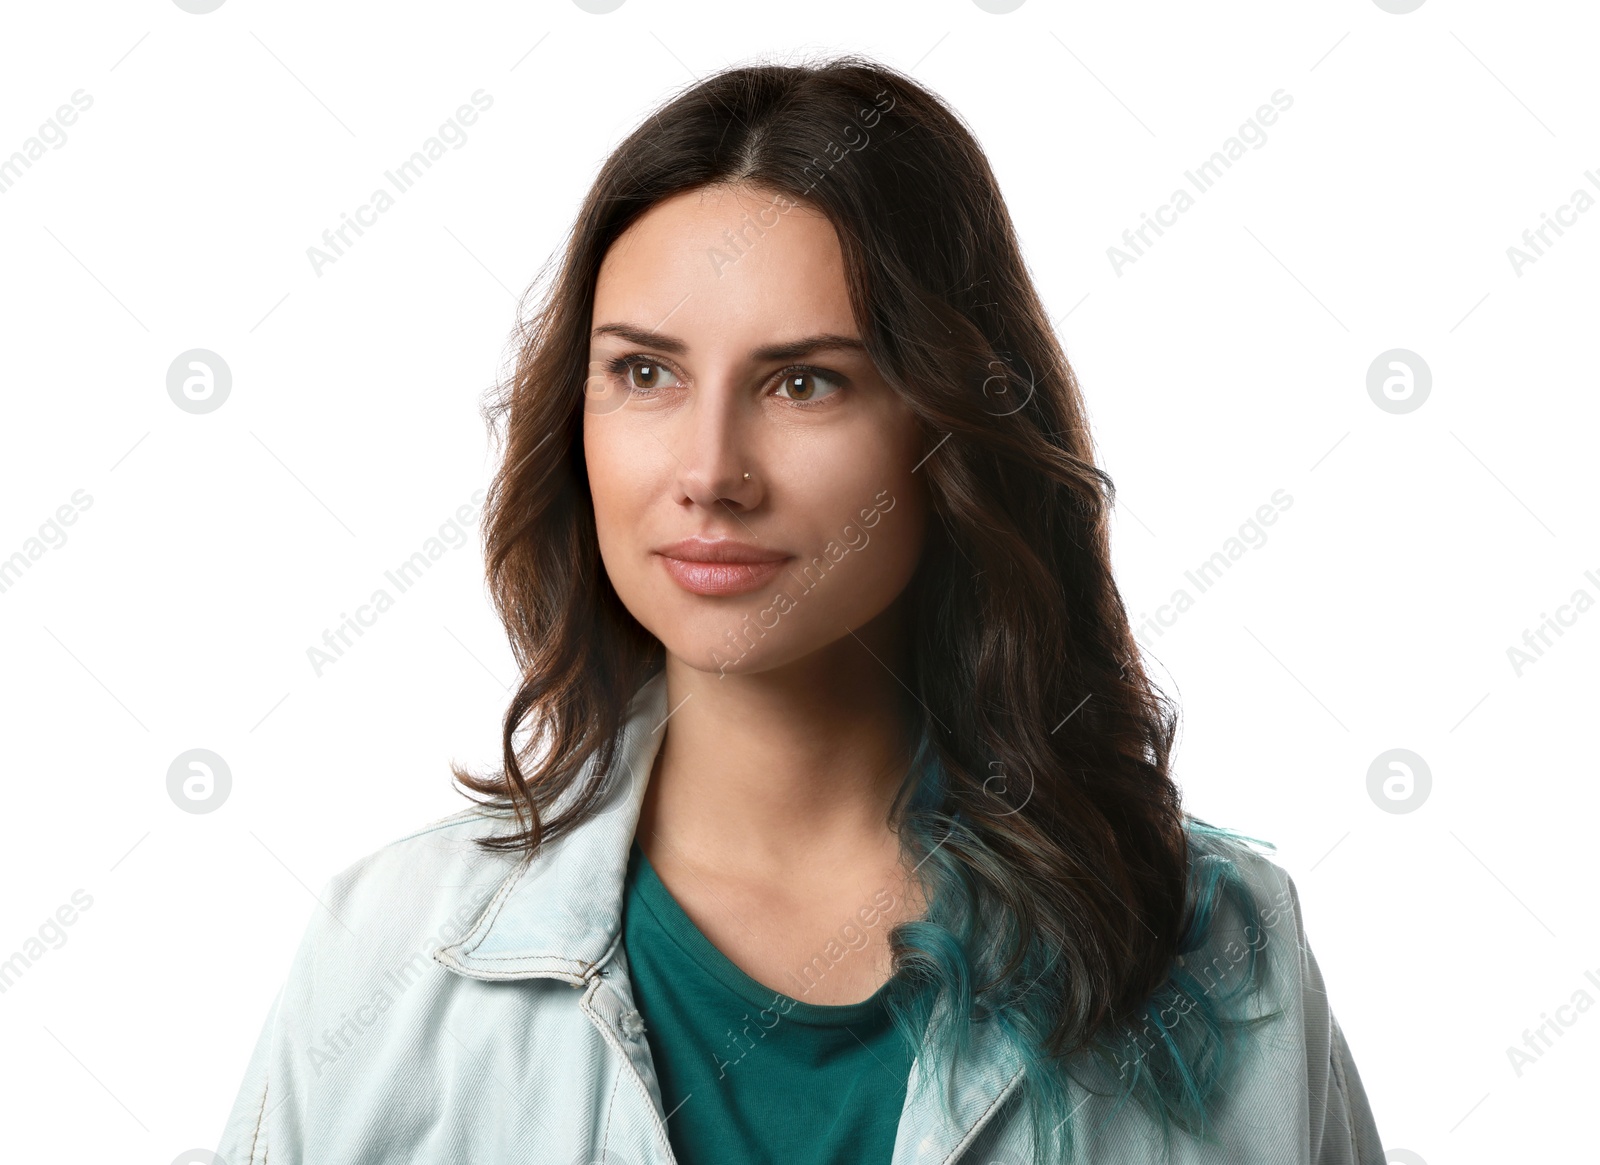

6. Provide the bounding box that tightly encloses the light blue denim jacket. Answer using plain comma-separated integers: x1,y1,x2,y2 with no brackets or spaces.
217,670,1385,1164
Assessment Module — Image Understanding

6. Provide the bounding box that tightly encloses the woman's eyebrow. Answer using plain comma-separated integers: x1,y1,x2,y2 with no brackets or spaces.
590,323,867,362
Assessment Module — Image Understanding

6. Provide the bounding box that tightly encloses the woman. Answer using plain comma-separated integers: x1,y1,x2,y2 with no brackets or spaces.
218,54,1383,1164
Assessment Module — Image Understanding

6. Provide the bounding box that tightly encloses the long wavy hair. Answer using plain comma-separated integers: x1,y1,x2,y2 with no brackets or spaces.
452,52,1285,1161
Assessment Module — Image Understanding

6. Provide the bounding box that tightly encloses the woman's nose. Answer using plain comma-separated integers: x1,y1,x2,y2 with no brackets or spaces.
673,385,760,508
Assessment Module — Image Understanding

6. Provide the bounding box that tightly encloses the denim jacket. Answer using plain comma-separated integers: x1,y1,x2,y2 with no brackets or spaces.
217,670,1385,1164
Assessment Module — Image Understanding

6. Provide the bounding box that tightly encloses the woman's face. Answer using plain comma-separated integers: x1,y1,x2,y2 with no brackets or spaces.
583,183,930,678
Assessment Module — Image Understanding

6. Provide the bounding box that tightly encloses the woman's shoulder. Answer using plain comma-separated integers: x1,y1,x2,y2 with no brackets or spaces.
1180,815,1306,973
331,802,518,885
282,804,528,976
323,803,522,892
215,807,545,1163
1165,816,1386,1162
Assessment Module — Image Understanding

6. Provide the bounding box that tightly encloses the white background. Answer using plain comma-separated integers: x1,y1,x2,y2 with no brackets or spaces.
1,1,1595,1161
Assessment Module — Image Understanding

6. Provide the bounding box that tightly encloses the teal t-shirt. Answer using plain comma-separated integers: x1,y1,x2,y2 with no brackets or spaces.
621,838,920,1165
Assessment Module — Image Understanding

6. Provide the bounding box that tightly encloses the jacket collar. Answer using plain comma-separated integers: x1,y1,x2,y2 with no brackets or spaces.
435,667,671,985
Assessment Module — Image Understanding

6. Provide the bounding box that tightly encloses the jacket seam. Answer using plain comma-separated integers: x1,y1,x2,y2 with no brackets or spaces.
429,958,586,985
583,928,624,979
580,980,678,1163
443,951,584,965
247,1075,268,1165
1328,1026,1358,1163
454,854,536,957
599,1047,624,1157
448,897,622,969
943,1064,1026,1165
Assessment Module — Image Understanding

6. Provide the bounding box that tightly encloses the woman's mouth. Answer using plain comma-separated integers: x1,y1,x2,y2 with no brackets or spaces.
652,537,794,597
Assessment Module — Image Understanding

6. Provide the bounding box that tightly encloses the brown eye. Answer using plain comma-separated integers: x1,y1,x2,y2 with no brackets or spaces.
616,358,679,393
774,368,843,404
630,363,664,390
782,372,815,400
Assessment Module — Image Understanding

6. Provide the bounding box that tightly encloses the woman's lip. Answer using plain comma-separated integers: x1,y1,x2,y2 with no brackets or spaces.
653,538,789,564
656,554,792,597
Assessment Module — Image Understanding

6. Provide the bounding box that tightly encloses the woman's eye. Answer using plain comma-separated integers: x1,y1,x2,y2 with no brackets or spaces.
622,360,679,392
773,369,843,404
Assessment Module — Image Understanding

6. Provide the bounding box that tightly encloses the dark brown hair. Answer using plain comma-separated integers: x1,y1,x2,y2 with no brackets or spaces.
452,52,1280,1159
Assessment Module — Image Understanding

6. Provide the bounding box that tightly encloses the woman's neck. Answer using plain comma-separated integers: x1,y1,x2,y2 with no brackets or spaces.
632,620,929,1004
639,638,916,879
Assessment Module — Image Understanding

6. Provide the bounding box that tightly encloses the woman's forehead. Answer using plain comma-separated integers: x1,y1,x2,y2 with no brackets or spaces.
593,188,855,346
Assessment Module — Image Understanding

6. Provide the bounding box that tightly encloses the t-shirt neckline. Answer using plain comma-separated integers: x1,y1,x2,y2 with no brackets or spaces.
626,836,904,1028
